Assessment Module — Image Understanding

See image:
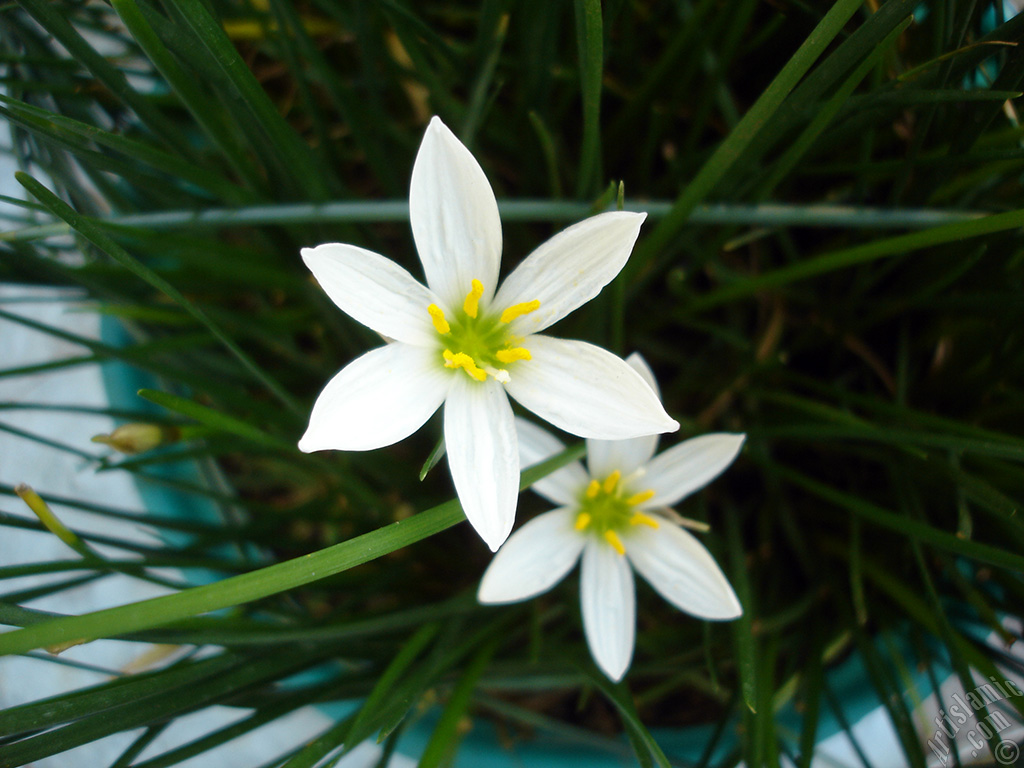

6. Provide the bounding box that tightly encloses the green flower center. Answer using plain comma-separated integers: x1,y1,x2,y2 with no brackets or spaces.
575,470,658,556
427,278,539,383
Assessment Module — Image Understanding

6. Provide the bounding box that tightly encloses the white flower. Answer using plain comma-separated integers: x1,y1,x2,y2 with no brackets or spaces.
478,354,743,681
298,117,678,551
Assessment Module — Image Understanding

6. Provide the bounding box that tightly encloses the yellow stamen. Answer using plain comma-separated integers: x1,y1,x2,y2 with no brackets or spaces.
630,512,660,529
575,512,592,531
604,530,626,556
602,470,621,494
443,349,487,382
500,300,541,324
427,304,450,334
463,279,484,318
585,479,601,499
626,489,655,506
495,347,531,364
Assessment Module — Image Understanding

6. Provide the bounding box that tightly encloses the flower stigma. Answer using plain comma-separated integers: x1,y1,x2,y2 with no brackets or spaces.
428,279,541,383
575,469,659,556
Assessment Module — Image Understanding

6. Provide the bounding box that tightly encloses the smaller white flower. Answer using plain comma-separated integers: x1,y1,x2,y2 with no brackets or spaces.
478,354,743,681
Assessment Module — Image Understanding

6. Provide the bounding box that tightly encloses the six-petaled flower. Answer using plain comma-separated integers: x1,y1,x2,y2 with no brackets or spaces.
478,354,744,680
299,117,678,551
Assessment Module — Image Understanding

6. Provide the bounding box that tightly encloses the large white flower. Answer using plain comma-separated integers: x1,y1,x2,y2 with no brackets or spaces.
299,117,678,551
478,354,743,680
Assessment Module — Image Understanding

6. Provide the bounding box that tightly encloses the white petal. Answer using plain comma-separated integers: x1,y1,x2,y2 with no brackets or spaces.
515,417,589,506
643,433,745,508
444,376,519,551
409,116,501,309
624,352,660,397
477,508,585,604
587,435,657,480
299,344,449,452
493,211,645,335
580,538,636,682
586,352,662,478
626,523,741,620
505,336,679,439
301,243,440,347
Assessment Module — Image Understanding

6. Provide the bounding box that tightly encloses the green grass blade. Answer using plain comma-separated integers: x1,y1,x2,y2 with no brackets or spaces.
378,3,460,122
343,623,439,749
583,669,671,768
134,597,475,647
137,389,296,453
527,111,564,198
16,172,303,416
692,206,1024,310
0,96,245,203
370,615,517,745
631,0,865,269
756,18,913,199
0,558,241,582
748,0,919,166
777,466,1024,572
270,2,399,195
417,635,500,768
276,717,356,768
0,651,316,765
0,106,205,205
0,511,243,569
795,628,825,768
14,485,103,560
158,0,330,201
0,309,288,422
0,653,241,738
262,1,340,189
0,573,104,605
0,419,97,462
13,0,191,157
1,201,987,244
460,6,508,147
0,481,228,536
107,0,265,193
418,435,446,481
726,505,758,716
0,497,457,654
851,623,927,768
108,724,169,768
574,0,603,197
0,435,616,658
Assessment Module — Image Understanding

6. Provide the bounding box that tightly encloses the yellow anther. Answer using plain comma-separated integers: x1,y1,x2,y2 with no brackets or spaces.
443,349,487,382
500,300,541,324
575,512,592,531
630,512,660,529
585,479,601,499
495,347,531,364
463,279,484,318
604,530,626,556
602,470,621,495
626,489,655,506
427,304,450,334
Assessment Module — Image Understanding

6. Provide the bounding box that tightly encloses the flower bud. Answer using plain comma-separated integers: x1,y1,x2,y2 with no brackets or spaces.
91,423,179,454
